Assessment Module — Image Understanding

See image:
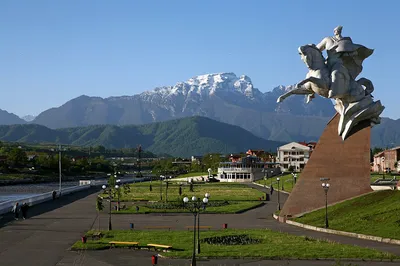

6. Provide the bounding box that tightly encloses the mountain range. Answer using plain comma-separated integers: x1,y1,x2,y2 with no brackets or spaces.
1,72,399,148
0,116,284,158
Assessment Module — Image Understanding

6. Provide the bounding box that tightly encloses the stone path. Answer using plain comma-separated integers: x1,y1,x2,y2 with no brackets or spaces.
0,184,399,266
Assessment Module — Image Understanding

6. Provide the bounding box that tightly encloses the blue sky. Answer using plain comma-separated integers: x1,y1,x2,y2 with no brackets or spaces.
1,0,399,118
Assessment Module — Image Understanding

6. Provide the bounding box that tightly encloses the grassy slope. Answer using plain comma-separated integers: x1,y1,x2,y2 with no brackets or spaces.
72,229,396,260
294,190,400,240
255,174,394,193
255,174,297,193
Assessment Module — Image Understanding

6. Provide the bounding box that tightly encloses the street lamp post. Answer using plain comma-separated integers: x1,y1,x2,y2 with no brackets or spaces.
183,193,210,266
262,169,266,188
52,145,66,197
160,175,163,201
102,184,112,230
322,182,330,228
291,172,295,188
277,177,281,210
115,184,120,211
197,192,210,254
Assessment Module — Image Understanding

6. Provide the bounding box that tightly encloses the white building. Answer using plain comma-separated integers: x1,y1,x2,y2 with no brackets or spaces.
217,155,281,183
276,142,314,172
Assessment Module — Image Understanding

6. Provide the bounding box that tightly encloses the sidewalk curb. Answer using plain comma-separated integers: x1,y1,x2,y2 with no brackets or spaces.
272,214,400,246
252,182,290,195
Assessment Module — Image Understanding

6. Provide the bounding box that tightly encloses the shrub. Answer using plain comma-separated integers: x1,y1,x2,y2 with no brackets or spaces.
201,234,261,245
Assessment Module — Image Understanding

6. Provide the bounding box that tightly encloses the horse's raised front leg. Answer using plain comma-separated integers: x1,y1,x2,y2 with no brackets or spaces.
277,85,312,103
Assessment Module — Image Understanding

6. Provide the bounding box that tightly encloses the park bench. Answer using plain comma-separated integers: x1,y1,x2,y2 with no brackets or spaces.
90,232,103,240
185,225,212,231
147,243,173,251
144,226,174,231
109,241,139,249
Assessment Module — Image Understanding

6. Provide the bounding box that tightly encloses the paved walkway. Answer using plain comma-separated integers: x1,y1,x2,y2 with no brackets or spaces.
0,184,399,266
0,187,100,266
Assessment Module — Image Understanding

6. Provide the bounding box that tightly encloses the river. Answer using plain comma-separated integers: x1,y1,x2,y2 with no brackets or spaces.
0,181,79,203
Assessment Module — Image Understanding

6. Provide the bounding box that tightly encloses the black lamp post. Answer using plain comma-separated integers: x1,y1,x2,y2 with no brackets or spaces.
322,182,330,228
102,184,112,230
160,175,163,201
262,168,266,188
183,193,210,266
276,177,281,210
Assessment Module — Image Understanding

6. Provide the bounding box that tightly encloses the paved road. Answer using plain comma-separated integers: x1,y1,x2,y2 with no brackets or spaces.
0,184,399,266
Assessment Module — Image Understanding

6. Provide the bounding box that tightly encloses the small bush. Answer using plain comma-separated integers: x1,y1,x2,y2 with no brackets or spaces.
201,234,261,245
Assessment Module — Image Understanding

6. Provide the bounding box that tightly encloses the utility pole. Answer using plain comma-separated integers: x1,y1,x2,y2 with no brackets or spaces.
51,145,66,197
137,145,142,178
59,144,62,196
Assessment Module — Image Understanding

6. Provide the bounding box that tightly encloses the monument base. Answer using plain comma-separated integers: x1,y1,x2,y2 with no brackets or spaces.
279,113,372,218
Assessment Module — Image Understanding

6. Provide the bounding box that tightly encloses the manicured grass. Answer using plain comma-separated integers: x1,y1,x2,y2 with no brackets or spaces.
371,174,398,183
117,182,265,202
108,182,265,214
72,229,397,260
256,174,393,193
294,190,400,240
255,174,298,193
113,201,264,214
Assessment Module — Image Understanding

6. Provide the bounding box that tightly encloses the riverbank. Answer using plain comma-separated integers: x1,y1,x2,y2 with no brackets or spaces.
0,174,107,186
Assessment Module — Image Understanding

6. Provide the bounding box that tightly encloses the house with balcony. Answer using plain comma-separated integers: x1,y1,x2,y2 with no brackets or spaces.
276,142,315,172
216,150,280,183
372,147,400,173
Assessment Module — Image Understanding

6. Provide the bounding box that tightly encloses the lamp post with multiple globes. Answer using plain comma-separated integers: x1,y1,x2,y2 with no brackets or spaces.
183,193,210,266
322,182,330,228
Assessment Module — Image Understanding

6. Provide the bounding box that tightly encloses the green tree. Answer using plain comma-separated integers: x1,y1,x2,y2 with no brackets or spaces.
95,145,106,153
372,147,384,155
96,196,104,230
108,174,116,187
7,147,27,167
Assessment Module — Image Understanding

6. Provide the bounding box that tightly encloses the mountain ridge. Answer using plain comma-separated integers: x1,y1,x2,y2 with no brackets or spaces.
0,116,285,158
1,72,398,147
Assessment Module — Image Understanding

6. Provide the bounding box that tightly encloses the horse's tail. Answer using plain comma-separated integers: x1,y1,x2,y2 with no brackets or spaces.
356,78,374,95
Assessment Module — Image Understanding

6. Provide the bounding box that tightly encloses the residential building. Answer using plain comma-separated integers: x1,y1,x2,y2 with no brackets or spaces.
372,147,400,173
276,142,315,172
217,150,280,183
191,155,203,163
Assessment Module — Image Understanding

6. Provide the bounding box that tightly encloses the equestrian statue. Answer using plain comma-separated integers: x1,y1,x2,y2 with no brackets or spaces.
277,26,384,140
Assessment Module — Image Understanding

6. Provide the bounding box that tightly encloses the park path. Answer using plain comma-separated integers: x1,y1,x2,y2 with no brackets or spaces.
0,183,399,266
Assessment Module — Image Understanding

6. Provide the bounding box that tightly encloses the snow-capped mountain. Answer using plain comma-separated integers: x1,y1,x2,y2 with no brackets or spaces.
30,72,335,142
21,115,36,122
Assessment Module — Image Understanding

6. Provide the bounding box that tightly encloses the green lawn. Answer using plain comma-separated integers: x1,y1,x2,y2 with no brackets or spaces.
113,201,263,214
255,174,393,193
117,182,264,202
255,174,298,193
72,229,396,260
294,190,400,240
107,182,265,214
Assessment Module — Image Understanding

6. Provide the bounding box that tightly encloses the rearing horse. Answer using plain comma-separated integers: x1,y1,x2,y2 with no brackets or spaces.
277,44,373,104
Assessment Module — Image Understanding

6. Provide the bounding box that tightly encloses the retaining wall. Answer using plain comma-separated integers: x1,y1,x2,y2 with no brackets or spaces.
0,184,90,215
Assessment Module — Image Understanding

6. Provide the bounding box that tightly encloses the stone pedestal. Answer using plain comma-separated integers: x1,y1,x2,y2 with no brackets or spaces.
279,113,372,218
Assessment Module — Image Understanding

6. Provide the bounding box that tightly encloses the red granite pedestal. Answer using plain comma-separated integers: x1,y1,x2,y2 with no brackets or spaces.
279,113,372,219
